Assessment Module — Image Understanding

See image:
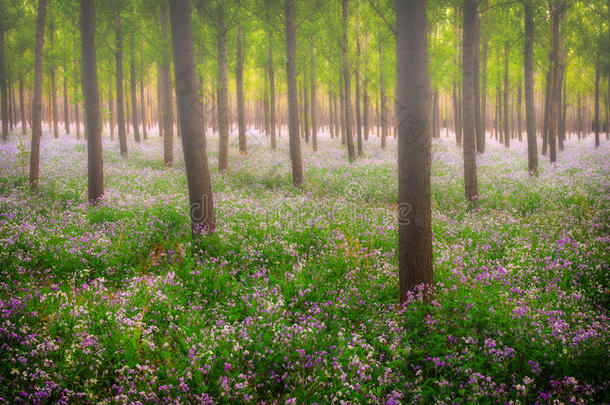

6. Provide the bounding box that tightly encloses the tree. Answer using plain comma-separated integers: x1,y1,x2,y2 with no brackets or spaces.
115,7,128,157
396,0,433,302
160,2,173,166
342,0,355,162
285,0,304,186
236,24,247,154
523,0,538,175
80,0,103,203
29,0,48,189
168,0,215,234
0,18,7,141
462,0,478,205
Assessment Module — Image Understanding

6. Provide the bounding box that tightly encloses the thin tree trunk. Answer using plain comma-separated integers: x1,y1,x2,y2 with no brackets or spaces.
129,39,140,142
29,0,48,188
462,0,479,204
169,0,215,234
109,83,114,140
355,26,362,156
549,1,565,161
517,83,522,141
217,5,229,171
396,0,433,302
474,7,482,152
50,24,58,139
116,15,128,156
236,24,246,154
80,0,104,203
268,37,276,149
19,78,26,134
594,64,600,147
285,0,304,186
160,3,173,165
63,66,70,134
479,19,487,152
363,77,369,141
0,25,7,141
140,68,147,140
542,69,552,155
310,43,317,151
503,42,510,148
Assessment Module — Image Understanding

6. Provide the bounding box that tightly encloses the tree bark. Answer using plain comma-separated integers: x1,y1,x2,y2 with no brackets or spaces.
474,8,483,152
109,83,114,140
355,28,362,156
236,24,247,154
503,42,510,148
29,0,48,188
342,0,355,162
548,1,565,161
0,25,7,141
285,0,304,186
363,77,369,141
462,0,479,205
523,0,538,172
160,3,174,165
80,0,104,203
115,15,128,156
216,4,229,171
594,64,600,147
169,0,215,234
479,20,487,153
129,39,140,142
140,65,147,140
396,0,433,302
268,31,277,149
50,24,59,139
310,43,317,151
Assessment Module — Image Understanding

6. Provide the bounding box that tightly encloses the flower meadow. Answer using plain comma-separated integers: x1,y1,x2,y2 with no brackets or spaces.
0,130,609,404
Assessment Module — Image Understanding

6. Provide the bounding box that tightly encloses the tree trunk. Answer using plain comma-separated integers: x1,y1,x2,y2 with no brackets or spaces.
355,29,362,156
63,67,70,134
140,66,147,140
523,0,538,176
109,83,114,140
363,77,369,141
462,0,479,205
474,8,483,152
310,43,317,151
169,0,215,234
80,0,104,203
50,24,59,139
116,15,128,156
285,0,304,186
594,64,600,147
236,24,246,154
268,33,277,150
217,5,229,171
129,39,140,142
29,0,48,188
19,79,26,134
517,83,522,141
542,69,552,155
548,1,564,161
0,25,7,141
479,21,487,153
396,0,433,302
503,42,510,148
160,3,173,165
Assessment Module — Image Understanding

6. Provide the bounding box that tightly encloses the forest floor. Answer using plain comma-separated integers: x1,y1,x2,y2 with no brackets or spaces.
0,128,609,404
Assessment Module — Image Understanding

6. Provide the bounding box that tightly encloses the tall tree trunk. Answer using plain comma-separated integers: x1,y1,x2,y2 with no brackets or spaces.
268,37,277,149
80,0,104,203
50,24,58,139
548,1,564,161
19,79,26,134
303,79,310,143
363,77,369,141
329,91,335,138
577,93,582,139
355,28,362,156
160,3,174,165
474,8,483,152
285,0,304,186
462,0,479,205
523,0,538,176
0,26,7,141
29,0,48,188
140,67,147,140
396,0,433,302
432,90,439,138
503,42,510,148
558,74,565,150
63,67,70,134
116,15,128,156
542,69,552,154
310,43,318,151
236,24,247,154
594,64,600,147
517,83,522,141
379,6,387,150
169,0,215,234
129,39,140,142
479,19,487,152
217,5,229,172
109,83,114,140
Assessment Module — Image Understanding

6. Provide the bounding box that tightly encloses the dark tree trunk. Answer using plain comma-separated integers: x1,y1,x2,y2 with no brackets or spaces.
594,65,600,147
268,35,277,149
236,24,247,154
379,4,387,150
216,4,229,171
523,0,538,171
517,83,522,141
285,0,304,186
116,15,128,156
109,83,114,140
129,40,140,142
63,67,70,134
503,42,510,148
479,19,487,153
396,0,433,302
310,43,317,151
80,0,104,203
0,25,7,141
160,3,174,165
548,1,565,161
542,69,552,155
168,0,215,234
19,79,26,134
474,8,483,152
355,30,362,156
462,0,479,205
29,0,48,188
363,77,369,141
50,24,58,139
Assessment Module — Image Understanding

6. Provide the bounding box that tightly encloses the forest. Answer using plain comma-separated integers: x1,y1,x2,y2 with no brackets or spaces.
0,0,609,403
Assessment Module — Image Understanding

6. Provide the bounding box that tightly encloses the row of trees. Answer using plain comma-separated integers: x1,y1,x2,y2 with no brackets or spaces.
0,0,608,301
